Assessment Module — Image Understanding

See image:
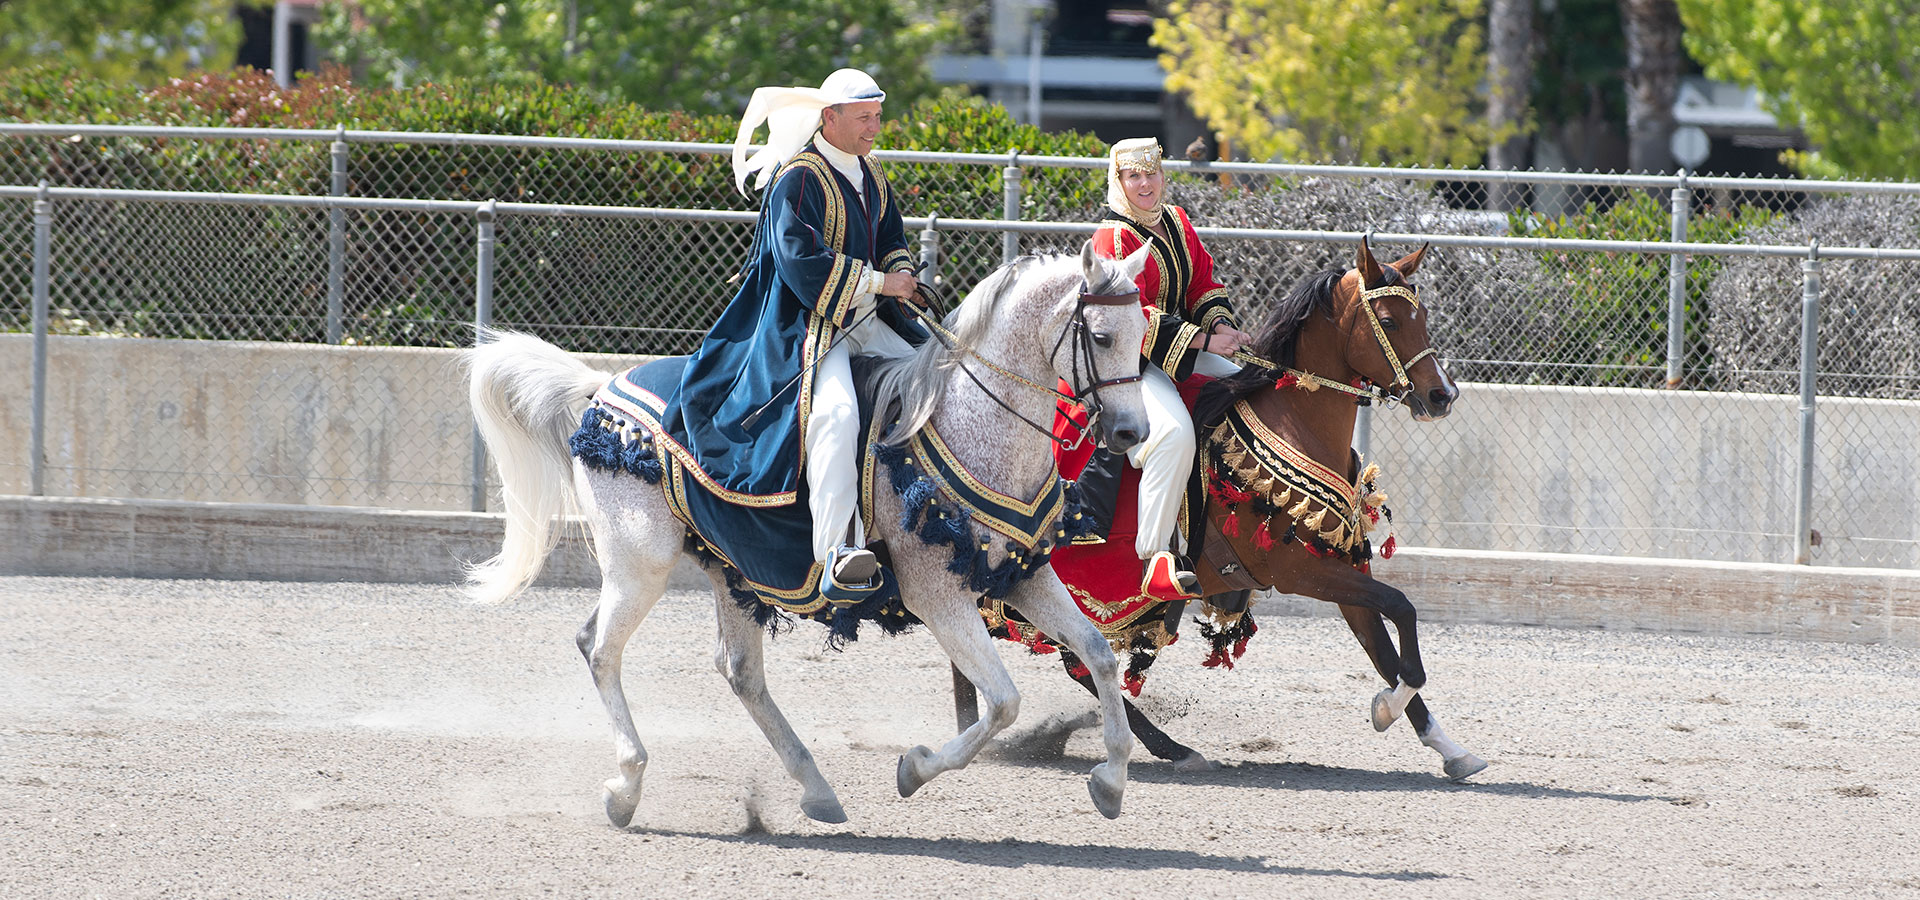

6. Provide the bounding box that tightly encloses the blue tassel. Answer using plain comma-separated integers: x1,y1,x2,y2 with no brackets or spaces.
899,476,939,530
569,409,624,472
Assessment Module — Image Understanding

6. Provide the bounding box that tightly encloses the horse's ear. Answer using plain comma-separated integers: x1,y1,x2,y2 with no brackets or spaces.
1081,239,1099,278
1356,234,1384,287
1120,243,1151,280
1391,242,1430,278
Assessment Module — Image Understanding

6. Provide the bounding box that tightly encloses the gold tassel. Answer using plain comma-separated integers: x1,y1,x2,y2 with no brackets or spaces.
1287,496,1313,518
1360,462,1380,485
1303,508,1327,531
1271,488,1292,510
1299,378,1321,392
1325,522,1347,548
1366,490,1388,509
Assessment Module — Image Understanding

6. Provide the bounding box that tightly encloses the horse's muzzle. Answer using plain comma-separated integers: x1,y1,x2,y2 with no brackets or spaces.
1102,414,1144,455
1406,383,1458,422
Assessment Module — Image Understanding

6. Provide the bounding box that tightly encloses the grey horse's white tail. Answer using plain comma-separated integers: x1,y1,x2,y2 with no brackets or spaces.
463,328,611,604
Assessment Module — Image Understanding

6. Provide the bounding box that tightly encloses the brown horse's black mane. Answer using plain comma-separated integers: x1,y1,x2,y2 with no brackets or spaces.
1194,263,1409,428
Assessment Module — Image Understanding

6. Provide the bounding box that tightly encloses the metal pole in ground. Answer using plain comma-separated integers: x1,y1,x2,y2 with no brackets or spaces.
327,124,348,344
471,200,497,513
1002,150,1022,266
29,181,51,496
1665,170,1691,387
1794,243,1821,565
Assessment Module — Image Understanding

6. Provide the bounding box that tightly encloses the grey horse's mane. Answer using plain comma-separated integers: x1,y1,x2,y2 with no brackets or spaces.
868,249,1135,445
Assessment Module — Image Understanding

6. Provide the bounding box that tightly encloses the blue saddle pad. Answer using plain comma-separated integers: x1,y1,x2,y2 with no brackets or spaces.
570,356,914,641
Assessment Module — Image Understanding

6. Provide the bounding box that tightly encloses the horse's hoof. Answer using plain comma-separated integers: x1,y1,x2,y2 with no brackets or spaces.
1088,763,1125,819
602,781,640,829
1370,688,1401,732
1172,750,1218,773
801,798,849,824
1443,753,1488,782
896,745,935,798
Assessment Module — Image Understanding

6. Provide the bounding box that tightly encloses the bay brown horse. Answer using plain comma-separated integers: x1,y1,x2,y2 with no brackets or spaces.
970,236,1487,781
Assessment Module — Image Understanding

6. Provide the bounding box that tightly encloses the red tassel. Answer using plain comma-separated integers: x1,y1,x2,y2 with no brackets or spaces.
1350,377,1369,390
1221,511,1240,536
1123,672,1145,697
1067,662,1091,679
1201,648,1227,669
1253,519,1274,551
1381,535,1397,559
1274,372,1299,390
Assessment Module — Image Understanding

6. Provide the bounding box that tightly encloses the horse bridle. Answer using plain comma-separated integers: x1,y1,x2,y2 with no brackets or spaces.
909,282,1142,450
1233,281,1439,406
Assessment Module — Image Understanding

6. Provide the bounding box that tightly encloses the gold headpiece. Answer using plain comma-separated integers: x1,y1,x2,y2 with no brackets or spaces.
1112,138,1162,174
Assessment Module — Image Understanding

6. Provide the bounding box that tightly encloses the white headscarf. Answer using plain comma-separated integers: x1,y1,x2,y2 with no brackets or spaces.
732,68,887,195
1105,137,1165,229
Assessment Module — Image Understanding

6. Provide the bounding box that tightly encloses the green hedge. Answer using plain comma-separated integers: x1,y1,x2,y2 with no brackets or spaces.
1514,193,1778,387
1,65,1106,351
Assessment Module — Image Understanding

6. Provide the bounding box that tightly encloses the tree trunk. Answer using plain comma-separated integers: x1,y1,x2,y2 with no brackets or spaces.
1621,0,1681,174
1486,0,1535,210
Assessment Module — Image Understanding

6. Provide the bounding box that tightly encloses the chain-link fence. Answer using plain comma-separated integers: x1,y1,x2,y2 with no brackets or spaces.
5,126,1918,569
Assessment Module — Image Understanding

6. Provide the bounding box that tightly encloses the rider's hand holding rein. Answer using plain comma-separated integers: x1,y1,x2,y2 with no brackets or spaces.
1192,322,1253,357
880,269,920,302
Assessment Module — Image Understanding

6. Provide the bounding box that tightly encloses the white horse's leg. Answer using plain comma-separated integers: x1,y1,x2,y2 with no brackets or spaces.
999,572,1132,819
576,470,681,828
709,578,848,824
894,593,1021,800
1372,679,1419,732
1416,714,1489,782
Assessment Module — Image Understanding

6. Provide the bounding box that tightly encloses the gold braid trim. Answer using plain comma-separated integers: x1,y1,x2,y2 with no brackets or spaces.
1211,401,1385,554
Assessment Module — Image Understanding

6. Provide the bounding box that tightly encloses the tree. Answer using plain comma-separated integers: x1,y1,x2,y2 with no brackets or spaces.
0,0,240,84
316,0,956,117
1153,0,1493,167
1486,0,1534,208
1620,0,1680,173
1679,0,1920,180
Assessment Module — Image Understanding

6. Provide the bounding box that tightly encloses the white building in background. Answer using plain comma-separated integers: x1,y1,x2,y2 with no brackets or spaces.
929,0,1210,154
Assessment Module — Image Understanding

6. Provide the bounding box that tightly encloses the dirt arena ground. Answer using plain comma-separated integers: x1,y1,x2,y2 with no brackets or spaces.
2,574,1916,898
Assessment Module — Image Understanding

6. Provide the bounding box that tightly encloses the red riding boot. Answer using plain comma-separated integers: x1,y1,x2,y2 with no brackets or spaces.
1139,550,1201,604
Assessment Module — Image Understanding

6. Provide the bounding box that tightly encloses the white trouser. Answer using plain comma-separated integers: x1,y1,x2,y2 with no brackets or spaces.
805,308,916,563
1126,351,1244,559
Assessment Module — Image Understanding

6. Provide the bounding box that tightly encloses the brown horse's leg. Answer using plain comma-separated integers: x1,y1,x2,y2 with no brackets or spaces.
1336,603,1432,735
1295,565,1426,690
1059,653,1205,767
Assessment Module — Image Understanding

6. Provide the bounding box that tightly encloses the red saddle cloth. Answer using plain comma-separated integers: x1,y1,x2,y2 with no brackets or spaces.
1048,374,1212,641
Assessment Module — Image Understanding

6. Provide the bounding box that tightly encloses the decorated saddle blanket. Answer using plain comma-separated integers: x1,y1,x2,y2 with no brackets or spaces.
571,357,1095,643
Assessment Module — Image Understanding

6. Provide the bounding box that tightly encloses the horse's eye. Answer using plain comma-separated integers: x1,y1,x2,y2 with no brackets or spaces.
1380,318,1399,332
1092,332,1114,348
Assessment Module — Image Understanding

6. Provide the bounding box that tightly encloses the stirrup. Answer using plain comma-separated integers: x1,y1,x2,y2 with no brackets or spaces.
820,545,881,607
1139,550,1201,604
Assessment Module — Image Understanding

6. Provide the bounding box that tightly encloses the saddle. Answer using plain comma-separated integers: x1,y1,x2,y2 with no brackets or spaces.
571,355,1096,644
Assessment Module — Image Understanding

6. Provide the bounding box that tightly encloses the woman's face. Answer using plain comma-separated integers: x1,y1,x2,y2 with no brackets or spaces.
1120,167,1164,213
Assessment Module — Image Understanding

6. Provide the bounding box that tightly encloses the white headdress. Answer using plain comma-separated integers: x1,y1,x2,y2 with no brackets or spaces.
1105,137,1165,229
732,68,887,195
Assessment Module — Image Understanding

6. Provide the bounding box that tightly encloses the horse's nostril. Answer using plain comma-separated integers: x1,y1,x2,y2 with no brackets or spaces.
1113,428,1141,446
1429,387,1454,407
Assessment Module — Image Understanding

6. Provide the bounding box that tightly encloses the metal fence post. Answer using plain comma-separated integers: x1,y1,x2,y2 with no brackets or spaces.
918,213,941,287
471,200,497,513
1664,170,1691,387
28,180,51,497
327,124,348,344
1352,403,1372,465
1794,243,1821,565
1002,149,1022,266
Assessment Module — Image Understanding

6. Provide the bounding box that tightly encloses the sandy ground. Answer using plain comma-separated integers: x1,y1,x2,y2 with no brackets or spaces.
2,574,1917,899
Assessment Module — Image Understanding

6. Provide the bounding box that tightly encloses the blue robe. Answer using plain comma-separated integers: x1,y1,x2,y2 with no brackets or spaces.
659,143,924,506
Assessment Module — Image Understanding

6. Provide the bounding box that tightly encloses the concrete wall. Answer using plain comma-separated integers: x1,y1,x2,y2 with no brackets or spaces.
5,496,1912,647
0,334,647,510
3,335,1915,567
1368,382,1919,568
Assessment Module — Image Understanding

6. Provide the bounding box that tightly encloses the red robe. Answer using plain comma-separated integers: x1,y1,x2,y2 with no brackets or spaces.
1092,206,1239,383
